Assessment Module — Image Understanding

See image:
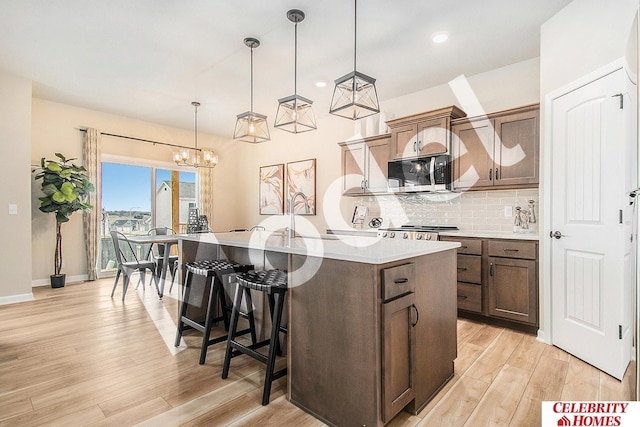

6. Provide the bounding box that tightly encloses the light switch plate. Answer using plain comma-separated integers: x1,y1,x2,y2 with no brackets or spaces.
8,204,17,215
504,205,513,217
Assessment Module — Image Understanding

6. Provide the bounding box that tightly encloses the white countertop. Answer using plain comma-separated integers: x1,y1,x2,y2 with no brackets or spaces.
440,230,540,241
181,231,460,265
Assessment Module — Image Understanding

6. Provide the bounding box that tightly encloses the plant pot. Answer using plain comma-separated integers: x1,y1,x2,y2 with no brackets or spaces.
50,274,66,288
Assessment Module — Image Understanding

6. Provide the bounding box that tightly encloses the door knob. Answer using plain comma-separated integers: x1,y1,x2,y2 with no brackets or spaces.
550,230,565,239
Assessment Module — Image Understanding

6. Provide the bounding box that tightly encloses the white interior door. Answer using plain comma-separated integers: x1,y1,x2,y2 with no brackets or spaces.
550,65,633,380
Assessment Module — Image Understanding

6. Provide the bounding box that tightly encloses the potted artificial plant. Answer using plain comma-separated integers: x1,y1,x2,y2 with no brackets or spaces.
33,153,94,288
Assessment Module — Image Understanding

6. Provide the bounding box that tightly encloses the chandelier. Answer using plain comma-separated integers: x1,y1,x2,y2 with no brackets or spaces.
174,101,218,168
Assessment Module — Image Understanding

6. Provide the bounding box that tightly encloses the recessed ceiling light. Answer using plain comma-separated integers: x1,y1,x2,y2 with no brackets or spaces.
315,80,327,88
432,32,449,44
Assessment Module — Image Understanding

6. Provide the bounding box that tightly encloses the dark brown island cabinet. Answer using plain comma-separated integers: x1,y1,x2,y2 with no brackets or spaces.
289,249,458,426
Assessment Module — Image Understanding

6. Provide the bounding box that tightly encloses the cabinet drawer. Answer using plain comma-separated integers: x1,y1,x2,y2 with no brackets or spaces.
441,237,482,255
381,263,415,301
457,282,481,313
488,240,537,260
457,254,481,284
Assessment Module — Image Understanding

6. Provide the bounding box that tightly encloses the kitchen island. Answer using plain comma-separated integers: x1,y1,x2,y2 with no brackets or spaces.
180,231,459,426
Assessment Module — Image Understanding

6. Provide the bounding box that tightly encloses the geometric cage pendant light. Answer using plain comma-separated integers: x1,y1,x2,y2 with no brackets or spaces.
329,0,380,120
274,9,317,133
234,37,271,143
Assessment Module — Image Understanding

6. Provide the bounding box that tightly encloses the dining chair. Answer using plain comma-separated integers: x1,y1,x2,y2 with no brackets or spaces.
110,230,158,301
146,227,179,292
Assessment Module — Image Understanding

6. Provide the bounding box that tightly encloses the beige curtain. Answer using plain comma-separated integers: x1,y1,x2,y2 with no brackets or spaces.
83,128,101,280
198,167,213,227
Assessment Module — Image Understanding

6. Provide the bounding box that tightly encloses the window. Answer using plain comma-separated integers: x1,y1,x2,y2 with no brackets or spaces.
100,161,196,273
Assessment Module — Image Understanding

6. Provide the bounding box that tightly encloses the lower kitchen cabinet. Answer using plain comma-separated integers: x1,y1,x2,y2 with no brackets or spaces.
381,291,416,423
441,236,539,328
488,256,537,324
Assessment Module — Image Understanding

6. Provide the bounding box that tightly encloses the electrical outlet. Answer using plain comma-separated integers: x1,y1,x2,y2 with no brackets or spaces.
8,204,17,215
504,205,513,217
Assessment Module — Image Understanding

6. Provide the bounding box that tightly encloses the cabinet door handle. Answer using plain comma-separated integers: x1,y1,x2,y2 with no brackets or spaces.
418,141,422,151
413,141,417,152
457,267,467,272
411,304,419,327
489,263,494,276
360,180,365,190
394,278,409,284
489,168,493,181
495,168,499,180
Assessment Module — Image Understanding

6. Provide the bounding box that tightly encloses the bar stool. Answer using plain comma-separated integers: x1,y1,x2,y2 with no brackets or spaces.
175,259,255,365
222,269,288,406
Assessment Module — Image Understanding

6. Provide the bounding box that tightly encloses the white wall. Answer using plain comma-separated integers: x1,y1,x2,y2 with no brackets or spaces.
0,69,33,303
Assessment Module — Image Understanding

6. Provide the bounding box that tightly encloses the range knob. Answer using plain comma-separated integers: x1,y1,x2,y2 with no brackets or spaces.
416,234,423,240
382,232,388,238
426,234,432,240
403,233,409,239
389,232,396,238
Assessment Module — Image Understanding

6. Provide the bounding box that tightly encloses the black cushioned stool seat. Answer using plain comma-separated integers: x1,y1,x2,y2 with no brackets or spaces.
222,269,288,406
175,259,255,365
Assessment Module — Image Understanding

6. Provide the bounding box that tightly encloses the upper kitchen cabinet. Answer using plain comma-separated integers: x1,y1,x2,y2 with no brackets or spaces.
452,104,539,190
339,133,390,195
386,106,466,160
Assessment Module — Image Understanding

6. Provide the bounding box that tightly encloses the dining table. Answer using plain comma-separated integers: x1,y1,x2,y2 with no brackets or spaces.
126,234,182,298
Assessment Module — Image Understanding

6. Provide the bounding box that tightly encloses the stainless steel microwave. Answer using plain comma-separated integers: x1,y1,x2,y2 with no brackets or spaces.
387,155,452,192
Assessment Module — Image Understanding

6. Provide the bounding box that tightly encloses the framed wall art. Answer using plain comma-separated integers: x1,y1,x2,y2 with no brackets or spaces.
259,164,284,215
286,158,316,215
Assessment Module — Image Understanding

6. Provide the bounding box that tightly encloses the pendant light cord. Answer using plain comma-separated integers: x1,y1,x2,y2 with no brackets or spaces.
294,20,298,96
193,103,198,150
353,0,357,72
250,46,254,112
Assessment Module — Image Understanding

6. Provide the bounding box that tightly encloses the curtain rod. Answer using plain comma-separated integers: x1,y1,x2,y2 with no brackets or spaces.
77,128,200,152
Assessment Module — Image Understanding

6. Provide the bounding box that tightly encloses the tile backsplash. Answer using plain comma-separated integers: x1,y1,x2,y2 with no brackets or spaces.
345,188,539,234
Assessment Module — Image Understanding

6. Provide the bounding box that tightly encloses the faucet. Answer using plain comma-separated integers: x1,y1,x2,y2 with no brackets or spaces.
288,191,311,238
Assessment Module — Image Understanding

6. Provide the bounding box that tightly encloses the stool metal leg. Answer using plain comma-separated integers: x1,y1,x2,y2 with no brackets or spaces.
222,283,244,379
199,276,217,365
217,274,231,332
262,291,286,405
243,287,258,344
174,270,194,347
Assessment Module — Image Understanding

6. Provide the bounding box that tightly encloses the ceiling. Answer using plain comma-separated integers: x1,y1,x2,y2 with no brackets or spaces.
0,0,572,138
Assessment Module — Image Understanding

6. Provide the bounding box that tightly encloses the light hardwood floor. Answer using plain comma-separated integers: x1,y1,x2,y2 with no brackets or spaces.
0,278,635,426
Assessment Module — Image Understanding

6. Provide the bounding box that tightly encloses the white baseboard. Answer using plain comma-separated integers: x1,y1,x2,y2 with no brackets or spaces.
32,274,89,287
0,293,34,306
536,328,550,344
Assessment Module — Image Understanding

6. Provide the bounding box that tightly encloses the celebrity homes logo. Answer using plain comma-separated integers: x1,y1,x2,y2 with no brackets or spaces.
542,402,640,427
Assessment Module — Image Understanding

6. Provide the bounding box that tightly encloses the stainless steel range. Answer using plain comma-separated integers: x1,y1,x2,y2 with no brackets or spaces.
377,225,459,241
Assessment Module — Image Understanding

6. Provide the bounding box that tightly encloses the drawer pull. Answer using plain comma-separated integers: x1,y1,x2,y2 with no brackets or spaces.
411,304,419,327
504,249,519,252
457,267,467,272
459,245,468,249
457,295,468,300
394,278,409,284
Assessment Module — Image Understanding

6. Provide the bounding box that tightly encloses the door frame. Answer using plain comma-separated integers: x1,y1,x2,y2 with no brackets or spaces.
541,57,633,346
